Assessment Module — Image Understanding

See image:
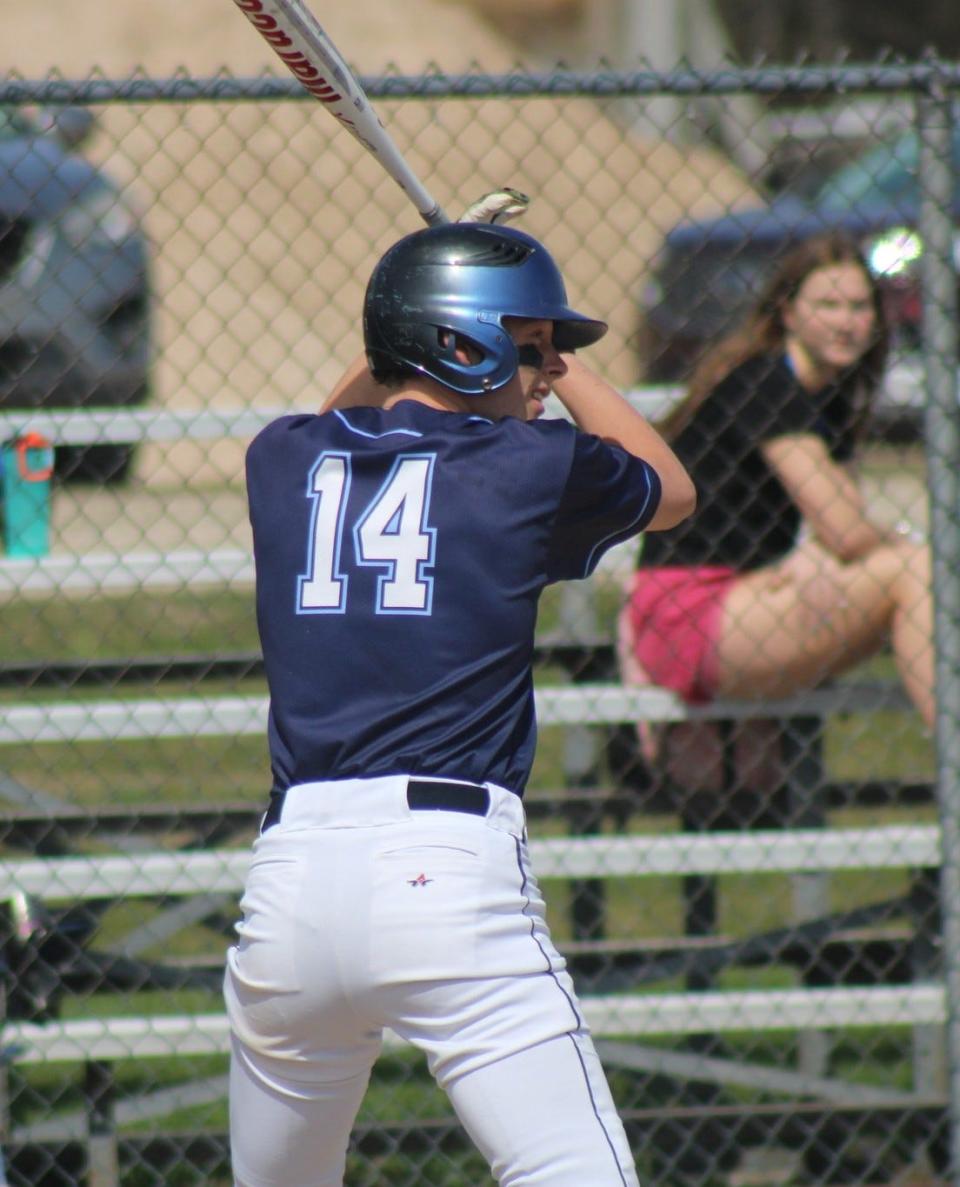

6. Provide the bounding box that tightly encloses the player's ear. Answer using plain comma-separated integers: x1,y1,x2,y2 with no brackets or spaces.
455,335,483,365
440,330,481,366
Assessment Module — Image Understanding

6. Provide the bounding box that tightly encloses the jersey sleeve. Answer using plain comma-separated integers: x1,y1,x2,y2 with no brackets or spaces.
544,430,662,582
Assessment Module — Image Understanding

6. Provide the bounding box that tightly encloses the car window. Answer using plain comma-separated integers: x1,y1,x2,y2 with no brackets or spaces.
816,121,960,212
0,106,38,141
650,245,773,341
663,248,767,306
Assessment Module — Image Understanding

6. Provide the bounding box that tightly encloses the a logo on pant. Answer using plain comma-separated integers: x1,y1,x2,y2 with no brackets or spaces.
407,872,433,887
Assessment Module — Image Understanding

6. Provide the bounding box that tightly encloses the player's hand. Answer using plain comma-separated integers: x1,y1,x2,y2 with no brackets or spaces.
460,187,530,224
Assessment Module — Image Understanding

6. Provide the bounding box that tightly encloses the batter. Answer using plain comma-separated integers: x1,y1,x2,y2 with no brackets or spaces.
225,217,695,1186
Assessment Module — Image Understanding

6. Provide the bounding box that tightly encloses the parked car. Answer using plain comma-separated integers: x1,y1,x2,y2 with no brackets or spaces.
0,106,152,481
638,123,960,435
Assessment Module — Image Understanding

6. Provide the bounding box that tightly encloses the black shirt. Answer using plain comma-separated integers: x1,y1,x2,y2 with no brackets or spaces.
640,353,861,571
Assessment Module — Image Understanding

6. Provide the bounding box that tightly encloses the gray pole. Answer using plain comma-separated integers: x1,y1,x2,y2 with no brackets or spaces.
916,71,960,1187
621,0,683,137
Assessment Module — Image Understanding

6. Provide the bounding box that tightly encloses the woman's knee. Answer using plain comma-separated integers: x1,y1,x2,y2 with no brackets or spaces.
852,539,930,614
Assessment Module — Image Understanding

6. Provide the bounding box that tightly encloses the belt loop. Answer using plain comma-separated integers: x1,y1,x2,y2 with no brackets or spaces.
261,790,286,833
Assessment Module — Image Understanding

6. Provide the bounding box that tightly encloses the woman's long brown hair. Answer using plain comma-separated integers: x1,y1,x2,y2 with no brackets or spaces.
656,231,891,442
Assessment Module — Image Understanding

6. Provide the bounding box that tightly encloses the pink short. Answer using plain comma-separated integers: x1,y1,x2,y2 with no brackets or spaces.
626,566,738,704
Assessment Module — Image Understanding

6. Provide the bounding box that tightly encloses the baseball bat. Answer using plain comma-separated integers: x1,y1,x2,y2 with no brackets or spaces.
232,0,449,226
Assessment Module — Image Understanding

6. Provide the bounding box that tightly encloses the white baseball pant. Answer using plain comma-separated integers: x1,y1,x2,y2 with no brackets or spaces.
224,775,640,1187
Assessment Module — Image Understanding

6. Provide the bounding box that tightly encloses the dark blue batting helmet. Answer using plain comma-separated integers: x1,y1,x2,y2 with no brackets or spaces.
363,222,607,395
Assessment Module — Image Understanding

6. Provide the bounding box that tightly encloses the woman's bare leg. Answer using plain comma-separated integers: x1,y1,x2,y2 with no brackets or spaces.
713,539,934,728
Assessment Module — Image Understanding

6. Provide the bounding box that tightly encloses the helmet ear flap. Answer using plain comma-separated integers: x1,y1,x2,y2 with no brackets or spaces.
443,330,483,368
429,322,519,392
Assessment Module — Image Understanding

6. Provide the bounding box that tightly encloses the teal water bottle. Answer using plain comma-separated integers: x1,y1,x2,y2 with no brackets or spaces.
1,432,54,558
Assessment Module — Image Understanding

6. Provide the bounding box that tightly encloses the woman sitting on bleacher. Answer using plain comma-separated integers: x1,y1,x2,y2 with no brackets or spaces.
620,230,934,732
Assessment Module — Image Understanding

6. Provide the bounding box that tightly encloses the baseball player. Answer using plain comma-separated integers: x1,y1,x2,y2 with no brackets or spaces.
225,215,695,1187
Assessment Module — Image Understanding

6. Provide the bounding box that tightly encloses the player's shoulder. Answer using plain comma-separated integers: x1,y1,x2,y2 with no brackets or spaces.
527,414,577,440
498,413,582,467
245,414,324,483
249,413,313,448
511,414,583,456
526,415,655,479
246,407,579,470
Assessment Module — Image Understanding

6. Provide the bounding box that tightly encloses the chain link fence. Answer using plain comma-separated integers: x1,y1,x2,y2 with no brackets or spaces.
0,59,958,1187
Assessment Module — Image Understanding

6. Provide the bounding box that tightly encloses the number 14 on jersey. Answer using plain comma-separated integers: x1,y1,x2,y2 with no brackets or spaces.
297,452,438,615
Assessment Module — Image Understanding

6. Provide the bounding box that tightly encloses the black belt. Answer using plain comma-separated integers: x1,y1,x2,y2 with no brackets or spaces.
407,779,490,815
262,778,490,832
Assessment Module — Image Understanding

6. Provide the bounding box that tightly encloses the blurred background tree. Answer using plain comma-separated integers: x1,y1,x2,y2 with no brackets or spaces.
454,0,958,188
459,0,960,67
716,0,960,61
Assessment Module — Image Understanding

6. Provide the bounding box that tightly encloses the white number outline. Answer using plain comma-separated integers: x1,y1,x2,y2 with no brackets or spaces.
297,451,437,615
354,454,437,615
297,452,351,613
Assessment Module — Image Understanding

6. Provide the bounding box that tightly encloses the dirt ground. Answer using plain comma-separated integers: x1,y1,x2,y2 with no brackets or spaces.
12,1,760,502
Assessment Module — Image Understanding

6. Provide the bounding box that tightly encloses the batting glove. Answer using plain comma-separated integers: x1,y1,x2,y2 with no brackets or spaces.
459,187,530,224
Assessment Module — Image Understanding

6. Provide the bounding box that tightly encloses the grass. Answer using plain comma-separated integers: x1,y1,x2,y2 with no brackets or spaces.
1,734,270,808
0,588,259,666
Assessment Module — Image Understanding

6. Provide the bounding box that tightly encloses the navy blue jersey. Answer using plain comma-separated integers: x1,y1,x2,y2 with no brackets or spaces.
246,402,661,795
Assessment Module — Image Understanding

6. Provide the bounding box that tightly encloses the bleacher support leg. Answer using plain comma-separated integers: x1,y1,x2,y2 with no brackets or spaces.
783,715,830,1078
84,1060,119,1187
559,583,607,941
910,867,947,1097
0,976,8,1187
